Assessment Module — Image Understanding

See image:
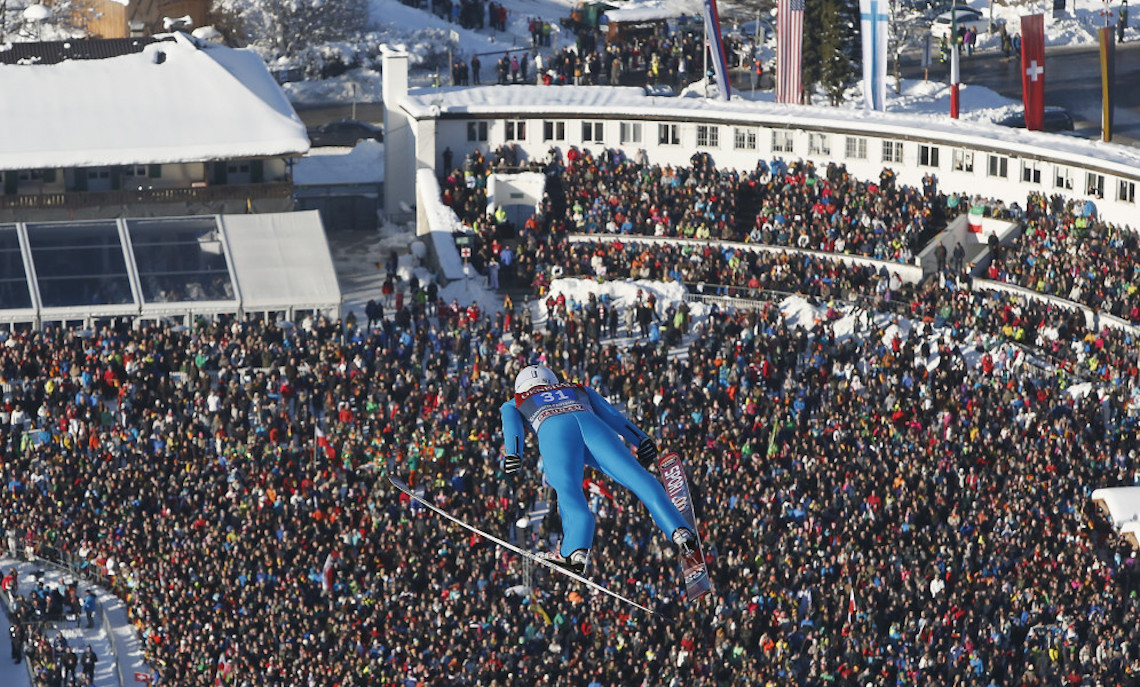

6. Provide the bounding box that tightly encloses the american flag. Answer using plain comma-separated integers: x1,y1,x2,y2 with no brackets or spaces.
776,0,805,104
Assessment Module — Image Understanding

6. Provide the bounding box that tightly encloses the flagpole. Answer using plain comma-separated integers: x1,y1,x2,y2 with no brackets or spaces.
1100,25,1115,141
950,8,959,119
703,15,708,95
950,43,960,118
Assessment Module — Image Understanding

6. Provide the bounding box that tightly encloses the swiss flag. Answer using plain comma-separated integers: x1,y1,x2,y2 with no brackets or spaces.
315,426,335,459
1020,14,1046,131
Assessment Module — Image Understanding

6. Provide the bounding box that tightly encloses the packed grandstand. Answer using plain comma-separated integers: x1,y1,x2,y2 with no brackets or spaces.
2,142,1139,687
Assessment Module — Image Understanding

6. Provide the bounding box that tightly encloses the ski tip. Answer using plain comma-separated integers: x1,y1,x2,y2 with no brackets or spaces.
388,476,411,493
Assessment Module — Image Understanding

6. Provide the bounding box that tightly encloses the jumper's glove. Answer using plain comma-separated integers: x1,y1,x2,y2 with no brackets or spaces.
637,438,658,469
503,454,522,475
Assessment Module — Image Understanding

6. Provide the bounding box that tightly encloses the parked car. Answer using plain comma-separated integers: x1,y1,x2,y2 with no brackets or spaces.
913,0,975,16
930,7,1002,40
728,18,775,46
307,119,384,147
995,107,1076,133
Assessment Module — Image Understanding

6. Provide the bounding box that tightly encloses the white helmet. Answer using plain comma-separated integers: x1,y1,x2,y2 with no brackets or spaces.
514,364,559,394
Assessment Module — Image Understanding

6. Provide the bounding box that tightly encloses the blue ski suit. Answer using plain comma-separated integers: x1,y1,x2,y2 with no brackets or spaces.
500,382,688,556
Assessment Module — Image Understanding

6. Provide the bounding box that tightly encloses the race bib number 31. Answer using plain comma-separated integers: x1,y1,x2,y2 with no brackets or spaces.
516,383,593,431
535,389,575,406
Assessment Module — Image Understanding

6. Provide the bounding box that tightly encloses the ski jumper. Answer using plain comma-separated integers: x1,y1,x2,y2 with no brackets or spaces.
500,382,689,556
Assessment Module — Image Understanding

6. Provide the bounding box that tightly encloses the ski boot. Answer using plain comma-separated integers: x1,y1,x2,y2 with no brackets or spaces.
537,548,589,576
672,527,698,557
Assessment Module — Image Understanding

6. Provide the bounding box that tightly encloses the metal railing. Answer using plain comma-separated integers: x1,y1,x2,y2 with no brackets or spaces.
0,181,294,211
683,282,913,317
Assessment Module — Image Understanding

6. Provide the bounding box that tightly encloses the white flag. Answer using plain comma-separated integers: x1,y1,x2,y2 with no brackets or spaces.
860,0,890,111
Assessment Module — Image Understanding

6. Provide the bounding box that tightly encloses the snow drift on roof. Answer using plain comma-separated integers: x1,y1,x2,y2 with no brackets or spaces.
0,32,309,172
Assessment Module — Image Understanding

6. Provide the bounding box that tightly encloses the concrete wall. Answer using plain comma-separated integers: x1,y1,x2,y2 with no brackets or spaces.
917,215,1019,278
381,49,417,220
487,171,545,226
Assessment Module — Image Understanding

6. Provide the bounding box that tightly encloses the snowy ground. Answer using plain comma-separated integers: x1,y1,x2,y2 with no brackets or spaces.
279,0,1138,114
7,0,1132,114
0,555,152,687
0,607,30,687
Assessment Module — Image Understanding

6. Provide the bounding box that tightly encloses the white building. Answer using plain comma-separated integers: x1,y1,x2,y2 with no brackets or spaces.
378,49,1140,229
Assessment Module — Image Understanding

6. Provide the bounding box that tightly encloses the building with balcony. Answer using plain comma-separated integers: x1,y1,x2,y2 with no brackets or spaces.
0,32,310,223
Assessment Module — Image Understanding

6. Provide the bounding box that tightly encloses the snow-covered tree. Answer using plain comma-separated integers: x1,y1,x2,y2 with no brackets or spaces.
1,0,88,42
212,0,370,61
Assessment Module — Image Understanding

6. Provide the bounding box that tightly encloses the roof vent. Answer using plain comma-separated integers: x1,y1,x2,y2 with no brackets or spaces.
153,50,166,64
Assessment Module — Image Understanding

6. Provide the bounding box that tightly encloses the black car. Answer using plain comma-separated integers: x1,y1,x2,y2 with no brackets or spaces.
994,107,1075,133
307,119,384,147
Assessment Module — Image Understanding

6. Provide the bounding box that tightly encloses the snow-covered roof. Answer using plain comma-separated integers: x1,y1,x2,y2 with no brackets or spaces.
599,0,700,24
1092,486,1140,528
401,84,1140,177
0,32,310,173
294,140,385,186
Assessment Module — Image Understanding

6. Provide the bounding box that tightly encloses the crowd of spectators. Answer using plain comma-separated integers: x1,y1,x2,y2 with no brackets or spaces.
0,266,1137,686
454,146,944,268
734,162,942,264
452,145,1137,332
428,0,762,91
2,143,1140,687
555,239,909,307
453,26,709,89
428,0,504,32
989,191,1140,324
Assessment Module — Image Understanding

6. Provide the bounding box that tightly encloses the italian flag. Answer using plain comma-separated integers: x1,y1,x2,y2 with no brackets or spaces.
967,205,985,233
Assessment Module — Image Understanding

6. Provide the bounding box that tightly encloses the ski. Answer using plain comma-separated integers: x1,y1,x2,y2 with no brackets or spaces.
656,451,713,602
388,476,668,619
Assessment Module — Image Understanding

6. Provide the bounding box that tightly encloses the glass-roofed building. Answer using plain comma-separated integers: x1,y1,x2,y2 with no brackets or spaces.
0,211,341,328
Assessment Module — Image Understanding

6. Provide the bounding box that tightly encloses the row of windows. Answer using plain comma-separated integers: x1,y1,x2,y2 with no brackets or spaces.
468,120,1138,204
15,166,164,183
